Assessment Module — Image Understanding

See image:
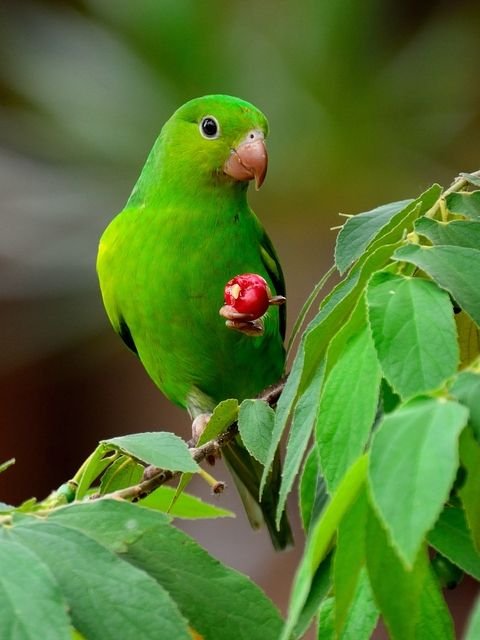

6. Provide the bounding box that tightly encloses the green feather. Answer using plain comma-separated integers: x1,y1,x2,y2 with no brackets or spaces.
97,95,292,549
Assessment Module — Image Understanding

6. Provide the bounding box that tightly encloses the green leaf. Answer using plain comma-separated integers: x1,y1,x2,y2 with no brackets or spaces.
455,311,480,368
0,458,15,475
337,568,378,640
317,597,335,640
238,399,275,465
262,241,402,496
49,500,170,551
0,534,71,639
276,362,324,526
465,595,480,640
259,343,306,497
52,501,283,640
10,515,190,640
287,264,336,357
301,241,403,397
99,455,143,494
334,489,369,635
335,184,441,275
139,485,234,519
335,198,413,274
293,554,332,639
369,397,468,567
317,598,336,640
196,398,239,446
316,322,381,492
458,428,480,550
167,472,194,513
394,244,480,326
281,455,368,640
427,505,480,579
367,272,459,399
366,503,454,640
450,371,480,441
415,216,480,249
102,432,199,473
76,445,117,500
299,447,328,531
460,172,480,188
445,190,480,219
126,523,284,640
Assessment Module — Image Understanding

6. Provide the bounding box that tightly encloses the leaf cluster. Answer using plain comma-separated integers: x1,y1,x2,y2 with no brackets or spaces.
2,174,480,638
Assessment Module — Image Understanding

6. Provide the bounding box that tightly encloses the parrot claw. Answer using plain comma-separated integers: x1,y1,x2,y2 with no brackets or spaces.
225,318,264,336
268,295,286,306
219,304,256,321
191,413,212,445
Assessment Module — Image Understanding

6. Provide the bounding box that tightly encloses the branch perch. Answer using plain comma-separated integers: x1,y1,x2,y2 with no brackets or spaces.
95,377,287,503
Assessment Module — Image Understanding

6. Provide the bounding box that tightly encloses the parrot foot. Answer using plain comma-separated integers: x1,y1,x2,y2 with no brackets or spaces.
191,412,212,445
225,318,264,336
142,464,160,481
219,304,257,321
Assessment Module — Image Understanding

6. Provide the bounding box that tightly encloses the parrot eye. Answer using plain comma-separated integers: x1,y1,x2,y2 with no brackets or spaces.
200,116,220,139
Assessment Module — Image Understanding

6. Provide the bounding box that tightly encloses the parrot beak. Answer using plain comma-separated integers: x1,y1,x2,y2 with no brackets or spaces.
223,132,268,190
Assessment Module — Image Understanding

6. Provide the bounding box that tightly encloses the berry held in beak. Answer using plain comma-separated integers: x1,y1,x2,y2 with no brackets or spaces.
223,131,268,190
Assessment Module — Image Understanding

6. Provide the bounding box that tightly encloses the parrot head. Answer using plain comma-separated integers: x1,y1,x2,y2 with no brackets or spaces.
160,94,269,191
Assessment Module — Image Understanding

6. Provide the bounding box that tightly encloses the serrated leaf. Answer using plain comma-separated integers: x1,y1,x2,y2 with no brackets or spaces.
0,533,71,640
427,505,480,579
299,447,328,531
317,323,381,492
394,244,480,326
196,399,238,446
261,242,402,496
445,191,480,219
335,198,413,274
450,371,480,441
415,216,480,249
366,503,454,640
10,515,190,640
368,398,468,567
52,501,283,640
367,272,458,399
103,432,199,473
335,184,441,275
140,485,234,519
238,399,275,465
276,362,324,526
281,456,368,640
458,428,480,550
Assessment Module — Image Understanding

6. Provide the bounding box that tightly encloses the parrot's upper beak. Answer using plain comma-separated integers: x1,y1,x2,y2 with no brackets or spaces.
223,132,268,190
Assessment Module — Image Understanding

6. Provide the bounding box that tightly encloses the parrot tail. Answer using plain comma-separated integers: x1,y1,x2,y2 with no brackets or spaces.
222,439,294,551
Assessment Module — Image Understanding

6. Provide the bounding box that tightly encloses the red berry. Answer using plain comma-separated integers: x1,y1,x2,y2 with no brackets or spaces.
224,273,270,319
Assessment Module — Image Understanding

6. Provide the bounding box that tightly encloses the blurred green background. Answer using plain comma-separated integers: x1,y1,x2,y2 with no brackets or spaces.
1,0,480,623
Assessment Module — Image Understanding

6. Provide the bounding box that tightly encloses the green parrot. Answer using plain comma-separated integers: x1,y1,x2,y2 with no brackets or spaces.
97,94,292,549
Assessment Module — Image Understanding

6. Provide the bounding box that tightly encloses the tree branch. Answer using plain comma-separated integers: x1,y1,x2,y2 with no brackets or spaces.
94,376,287,503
